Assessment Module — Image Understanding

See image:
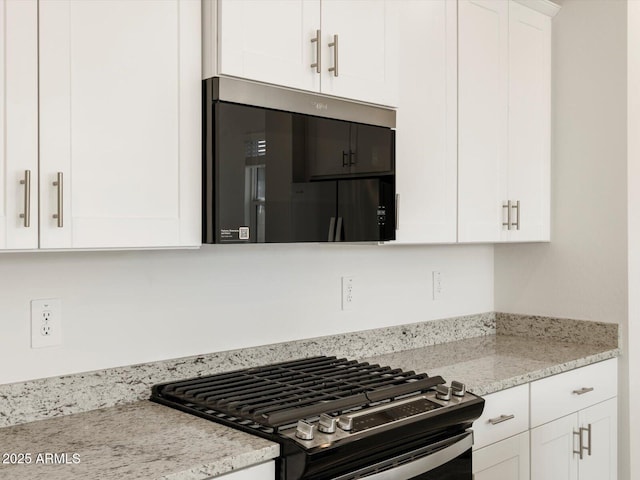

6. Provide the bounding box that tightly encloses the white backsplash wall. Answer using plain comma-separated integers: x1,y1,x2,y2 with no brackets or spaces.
0,244,493,384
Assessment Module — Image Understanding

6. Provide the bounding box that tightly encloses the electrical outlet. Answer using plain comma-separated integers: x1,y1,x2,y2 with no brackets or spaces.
342,276,355,311
432,271,443,300
31,298,62,348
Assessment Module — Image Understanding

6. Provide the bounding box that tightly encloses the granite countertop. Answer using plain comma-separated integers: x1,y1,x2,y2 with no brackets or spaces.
365,334,619,396
0,320,619,480
0,401,279,480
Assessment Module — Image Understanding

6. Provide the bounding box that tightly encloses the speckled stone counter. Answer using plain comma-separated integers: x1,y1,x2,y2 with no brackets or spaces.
0,313,619,480
365,334,619,396
0,401,279,480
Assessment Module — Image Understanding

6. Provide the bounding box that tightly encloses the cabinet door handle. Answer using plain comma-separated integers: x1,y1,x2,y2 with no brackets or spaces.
310,29,321,73
19,170,31,228
582,424,592,456
502,201,512,230
573,425,592,460
395,193,400,231
511,200,520,230
328,34,339,77
488,414,515,425
572,387,594,395
342,151,349,167
52,172,64,228
573,429,584,460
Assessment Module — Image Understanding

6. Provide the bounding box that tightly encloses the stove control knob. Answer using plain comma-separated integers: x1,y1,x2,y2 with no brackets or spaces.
338,415,353,432
451,381,466,397
318,414,337,434
436,385,452,401
295,420,316,441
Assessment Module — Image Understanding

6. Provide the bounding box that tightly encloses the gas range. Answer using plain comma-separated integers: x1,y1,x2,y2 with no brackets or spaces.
151,356,484,480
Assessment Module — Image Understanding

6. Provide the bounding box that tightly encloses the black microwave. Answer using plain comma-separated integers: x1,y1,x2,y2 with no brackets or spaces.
203,77,396,244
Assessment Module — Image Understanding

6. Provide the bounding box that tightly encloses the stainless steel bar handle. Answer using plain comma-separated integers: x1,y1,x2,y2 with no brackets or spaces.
310,29,321,73
330,432,472,480
328,34,339,77
502,201,512,229
52,172,63,228
19,170,31,228
511,200,520,230
582,424,592,456
572,387,594,395
573,429,584,460
488,414,515,425
395,193,400,230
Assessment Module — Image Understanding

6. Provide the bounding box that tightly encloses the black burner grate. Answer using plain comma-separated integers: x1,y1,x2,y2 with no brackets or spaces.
152,356,445,428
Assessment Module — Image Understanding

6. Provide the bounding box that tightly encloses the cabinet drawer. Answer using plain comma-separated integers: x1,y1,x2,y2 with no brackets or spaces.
530,358,617,427
472,384,529,450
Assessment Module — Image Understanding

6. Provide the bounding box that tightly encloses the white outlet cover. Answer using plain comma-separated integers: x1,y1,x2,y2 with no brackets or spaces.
342,276,355,311
31,298,62,348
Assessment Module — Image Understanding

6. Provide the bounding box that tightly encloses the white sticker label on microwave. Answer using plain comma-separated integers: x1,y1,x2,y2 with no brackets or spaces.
238,227,250,240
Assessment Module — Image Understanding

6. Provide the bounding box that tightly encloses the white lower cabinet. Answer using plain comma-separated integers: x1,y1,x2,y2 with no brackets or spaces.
530,358,618,480
473,431,529,480
472,359,617,480
530,398,617,480
209,461,275,479
472,384,530,480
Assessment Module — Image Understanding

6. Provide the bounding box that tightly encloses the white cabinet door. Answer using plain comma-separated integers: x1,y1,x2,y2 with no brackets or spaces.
217,0,321,93
211,461,275,479
320,0,398,106
0,0,38,250
39,0,201,249
506,1,551,241
530,413,579,480
394,0,457,243
457,0,509,242
473,431,530,480
579,398,617,480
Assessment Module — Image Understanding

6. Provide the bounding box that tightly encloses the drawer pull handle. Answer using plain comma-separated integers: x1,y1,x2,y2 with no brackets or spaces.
572,387,594,395
488,414,515,425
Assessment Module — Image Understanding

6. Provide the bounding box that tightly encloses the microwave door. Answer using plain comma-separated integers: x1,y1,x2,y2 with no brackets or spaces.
337,178,395,242
291,181,337,242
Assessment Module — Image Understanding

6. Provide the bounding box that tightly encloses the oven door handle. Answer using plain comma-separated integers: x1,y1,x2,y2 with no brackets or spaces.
331,431,473,480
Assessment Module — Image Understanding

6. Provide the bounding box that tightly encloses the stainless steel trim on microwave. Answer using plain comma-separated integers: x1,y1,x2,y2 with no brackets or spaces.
208,76,396,128
331,431,472,480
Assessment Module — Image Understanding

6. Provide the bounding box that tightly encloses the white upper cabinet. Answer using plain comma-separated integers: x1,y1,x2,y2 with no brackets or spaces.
210,0,398,107
38,0,201,249
458,0,556,243
507,1,552,241
319,0,398,106
395,0,554,245
217,0,321,93
0,0,39,250
458,0,509,243
394,0,457,243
